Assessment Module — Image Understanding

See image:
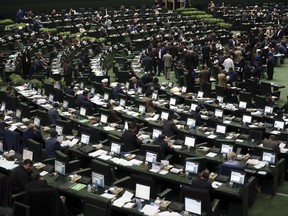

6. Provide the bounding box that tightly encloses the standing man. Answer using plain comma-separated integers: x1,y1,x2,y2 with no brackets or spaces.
267,50,275,80
63,60,73,87
9,159,33,193
163,51,173,80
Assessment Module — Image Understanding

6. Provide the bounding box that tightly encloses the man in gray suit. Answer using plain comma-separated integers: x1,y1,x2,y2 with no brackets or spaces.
198,65,210,91
163,51,173,80
263,135,280,154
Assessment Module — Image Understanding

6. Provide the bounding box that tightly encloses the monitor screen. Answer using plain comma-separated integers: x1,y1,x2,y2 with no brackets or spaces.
187,118,196,128
242,115,252,124
216,124,226,135
55,125,63,136
92,172,105,188
168,81,174,88
217,96,224,103
63,100,69,109
152,128,162,139
79,107,87,116
91,87,95,95
215,109,223,118
55,160,66,175
23,149,33,161
185,197,201,215
264,106,273,114
119,98,126,107
0,102,6,112
48,94,54,103
184,136,196,147
274,120,285,130
161,111,169,120
28,83,33,90
169,98,177,106
139,104,146,114
190,103,198,111
230,170,245,185
221,144,234,154
197,91,204,98
262,151,276,164
15,109,22,119
181,86,187,93
249,130,262,141
34,117,41,127
111,142,121,154
100,114,108,124
152,92,158,100
145,151,158,163
104,92,109,101
239,101,247,109
185,161,199,175
80,133,90,144
135,183,150,201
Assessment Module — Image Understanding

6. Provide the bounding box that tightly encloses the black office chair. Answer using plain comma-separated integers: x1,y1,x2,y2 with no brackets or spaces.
77,125,100,144
55,119,74,135
140,144,173,162
35,110,50,127
179,186,220,216
218,163,244,176
53,88,64,103
6,95,19,111
83,194,111,216
64,94,76,109
26,139,44,162
3,129,23,154
55,150,80,174
253,95,266,109
19,102,36,119
24,188,66,216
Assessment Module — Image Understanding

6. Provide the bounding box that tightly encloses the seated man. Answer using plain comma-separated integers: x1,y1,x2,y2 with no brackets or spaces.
162,112,178,137
22,123,44,147
76,90,89,107
48,102,60,125
219,152,244,176
263,135,280,155
45,130,63,158
9,159,33,193
191,169,213,192
122,122,142,152
25,172,48,191
152,134,175,160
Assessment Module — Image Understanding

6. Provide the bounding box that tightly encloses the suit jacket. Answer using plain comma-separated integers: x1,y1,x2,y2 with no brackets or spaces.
217,73,227,88
163,53,173,67
263,138,280,154
122,130,141,152
45,137,62,158
48,107,60,125
199,69,210,85
152,137,175,160
192,178,213,192
162,120,177,137
9,166,30,193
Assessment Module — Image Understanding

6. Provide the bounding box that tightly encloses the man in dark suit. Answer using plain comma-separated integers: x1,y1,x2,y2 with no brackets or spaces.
48,102,60,125
63,60,73,87
191,170,213,192
199,65,210,91
22,123,44,147
129,77,144,92
162,113,178,137
263,135,280,155
9,159,33,193
122,122,142,152
152,134,175,160
45,130,63,158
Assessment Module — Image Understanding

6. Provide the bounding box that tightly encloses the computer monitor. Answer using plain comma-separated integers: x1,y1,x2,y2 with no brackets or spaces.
0,102,6,112
216,124,226,135
264,106,273,115
185,161,199,175
100,114,108,124
103,92,109,101
185,197,201,215
54,160,66,176
214,108,223,118
221,143,234,154
186,118,196,128
79,107,87,117
63,100,69,109
190,103,198,111
48,94,54,103
217,96,224,103
161,111,169,120
137,87,142,94
168,81,174,88
80,133,90,145
274,120,285,130
184,136,196,148
15,109,22,119
152,92,158,100
181,86,187,93
197,91,204,98
139,104,146,114
135,183,150,201
92,172,105,188
119,98,126,107
145,151,158,163
239,101,247,109
249,130,263,142
242,114,252,124
230,170,246,185
34,117,41,128
169,97,177,106
23,149,33,161
152,128,162,139
55,125,63,136
262,151,276,165
110,142,121,155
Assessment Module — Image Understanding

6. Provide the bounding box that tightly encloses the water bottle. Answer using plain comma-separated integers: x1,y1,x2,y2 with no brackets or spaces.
87,184,92,193
155,197,161,207
136,199,142,212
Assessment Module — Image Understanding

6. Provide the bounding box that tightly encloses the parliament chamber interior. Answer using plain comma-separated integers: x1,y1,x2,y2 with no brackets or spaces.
0,0,288,216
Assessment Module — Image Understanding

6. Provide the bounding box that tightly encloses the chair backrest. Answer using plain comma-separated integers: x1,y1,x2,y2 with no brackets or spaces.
19,102,32,119
12,201,30,216
6,95,19,111
0,173,11,207
90,159,116,186
84,195,111,216
55,119,73,135
254,95,266,109
140,144,162,161
27,139,43,162
219,163,244,176
35,110,50,126
53,88,64,103
130,174,157,199
3,129,22,154
77,125,100,144
179,186,212,216
24,188,65,216
64,94,76,108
